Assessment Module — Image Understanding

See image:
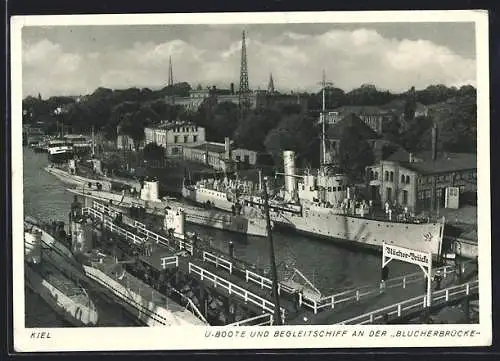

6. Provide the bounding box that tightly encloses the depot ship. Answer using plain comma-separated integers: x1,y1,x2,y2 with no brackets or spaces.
180,77,445,259
24,223,99,326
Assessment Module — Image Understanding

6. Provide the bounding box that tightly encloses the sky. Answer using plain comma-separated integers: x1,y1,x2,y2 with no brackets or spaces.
21,22,477,98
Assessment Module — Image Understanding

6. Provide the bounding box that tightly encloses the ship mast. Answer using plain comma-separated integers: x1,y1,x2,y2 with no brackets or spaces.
319,71,333,168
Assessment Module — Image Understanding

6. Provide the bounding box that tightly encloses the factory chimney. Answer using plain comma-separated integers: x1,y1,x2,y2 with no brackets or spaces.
230,83,235,95
224,137,231,160
431,123,438,161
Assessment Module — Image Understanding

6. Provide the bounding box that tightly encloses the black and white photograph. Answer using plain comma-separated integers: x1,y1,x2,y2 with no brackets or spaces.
11,10,491,351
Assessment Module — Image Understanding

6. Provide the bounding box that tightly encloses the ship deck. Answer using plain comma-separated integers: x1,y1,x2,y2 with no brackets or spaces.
91,257,202,320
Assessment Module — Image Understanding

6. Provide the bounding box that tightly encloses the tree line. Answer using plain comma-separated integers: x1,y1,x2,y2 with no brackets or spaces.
23,82,477,176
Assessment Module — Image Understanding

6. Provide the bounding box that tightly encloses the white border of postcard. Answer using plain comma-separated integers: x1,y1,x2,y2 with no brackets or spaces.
12,10,491,351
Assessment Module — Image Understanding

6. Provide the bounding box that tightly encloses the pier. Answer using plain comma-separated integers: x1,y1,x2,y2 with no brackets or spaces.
77,200,478,326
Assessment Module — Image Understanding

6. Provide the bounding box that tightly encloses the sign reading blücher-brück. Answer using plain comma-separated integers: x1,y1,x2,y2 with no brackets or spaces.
383,243,431,268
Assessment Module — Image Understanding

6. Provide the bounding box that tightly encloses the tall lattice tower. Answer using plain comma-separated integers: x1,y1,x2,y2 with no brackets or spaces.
239,30,251,111
168,56,174,86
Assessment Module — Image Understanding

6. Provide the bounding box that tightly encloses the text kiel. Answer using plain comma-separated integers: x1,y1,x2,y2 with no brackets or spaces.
31,331,51,339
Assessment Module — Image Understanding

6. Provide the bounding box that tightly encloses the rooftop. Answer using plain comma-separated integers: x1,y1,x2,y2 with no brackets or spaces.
327,113,380,140
189,142,226,154
333,105,396,115
386,151,477,175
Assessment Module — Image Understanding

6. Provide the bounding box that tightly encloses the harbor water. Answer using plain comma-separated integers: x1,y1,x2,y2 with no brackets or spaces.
22,148,419,327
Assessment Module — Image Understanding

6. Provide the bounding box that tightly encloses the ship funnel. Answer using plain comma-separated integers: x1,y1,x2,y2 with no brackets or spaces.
71,219,93,254
164,208,185,240
283,151,297,202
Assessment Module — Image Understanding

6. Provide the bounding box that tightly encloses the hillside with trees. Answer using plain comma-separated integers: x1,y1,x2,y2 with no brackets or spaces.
23,83,477,171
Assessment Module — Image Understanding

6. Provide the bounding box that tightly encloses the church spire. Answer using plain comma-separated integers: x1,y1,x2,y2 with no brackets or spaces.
267,73,275,94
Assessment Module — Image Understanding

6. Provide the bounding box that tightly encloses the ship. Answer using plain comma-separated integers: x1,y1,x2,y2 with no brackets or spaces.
47,139,74,164
45,158,141,193
24,225,99,327
179,76,446,259
66,177,269,237
25,214,207,327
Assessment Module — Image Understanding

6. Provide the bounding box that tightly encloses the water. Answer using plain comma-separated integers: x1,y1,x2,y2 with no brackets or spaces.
22,148,417,327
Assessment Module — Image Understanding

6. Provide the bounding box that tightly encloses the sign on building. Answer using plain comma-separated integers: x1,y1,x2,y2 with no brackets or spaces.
445,186,460,209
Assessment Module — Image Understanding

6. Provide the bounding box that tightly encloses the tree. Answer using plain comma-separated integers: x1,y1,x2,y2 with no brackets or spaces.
143,143,165,161
338,125,374,180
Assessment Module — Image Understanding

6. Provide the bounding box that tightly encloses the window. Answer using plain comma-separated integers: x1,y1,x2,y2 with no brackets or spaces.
401,175,405,183
375,172,378,180
402,190,408,205
385,171,389,181
328,187,332,192
390,171,394,182
236,155,241,161
193,135,197,143
406,175,410,184
184,135,188,143
244,155,250,163
386,187,392,202
174,135,179,143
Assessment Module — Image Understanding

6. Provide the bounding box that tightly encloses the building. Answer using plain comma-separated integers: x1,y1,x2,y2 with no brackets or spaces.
168,86,307,112
323,105,399,134
366,151,477,214
116,124,144,151
323,113,392,164
182,137,232,171
144,121,206,156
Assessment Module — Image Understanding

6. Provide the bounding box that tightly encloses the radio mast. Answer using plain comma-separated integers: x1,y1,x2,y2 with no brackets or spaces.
319,71,333,166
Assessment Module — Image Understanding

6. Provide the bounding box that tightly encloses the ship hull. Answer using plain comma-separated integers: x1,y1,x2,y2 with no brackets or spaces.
67,189,268,237
25,263,98,327
82,264,206,326
182,186,234,212
273,210,444,258
45,166,113,191
48,150,74,164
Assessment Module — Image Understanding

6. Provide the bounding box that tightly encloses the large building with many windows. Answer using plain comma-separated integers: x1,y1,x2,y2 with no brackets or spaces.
144,121,206,156
366,151,477,214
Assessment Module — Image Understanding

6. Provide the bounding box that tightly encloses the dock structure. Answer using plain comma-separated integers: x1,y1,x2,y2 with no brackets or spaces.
81,201,478,326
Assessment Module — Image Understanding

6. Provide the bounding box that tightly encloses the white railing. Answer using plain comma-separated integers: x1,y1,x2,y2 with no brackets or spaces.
160,256,179,269
202,251,233,274
92,201,119,218
132,220,193,255
188,262,286,321
302,262,472,315
83,207,145,245
227,313,274,327
337,279,479,325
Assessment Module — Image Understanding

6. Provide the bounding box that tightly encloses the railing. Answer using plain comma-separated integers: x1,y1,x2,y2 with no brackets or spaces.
188,262,286,321
202,251,233,274
337,279,479,325
227,313,274,327
160,256,179,269
92,201,119,218
132,219,194,255
244,269,294,296
300,261,472,315
83,207,145,245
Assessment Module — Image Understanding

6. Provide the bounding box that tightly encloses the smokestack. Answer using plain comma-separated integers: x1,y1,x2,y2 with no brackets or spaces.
431,123,438,161
224,137,231,159
230,83,235,95
409,152,413,163
283,151,297,202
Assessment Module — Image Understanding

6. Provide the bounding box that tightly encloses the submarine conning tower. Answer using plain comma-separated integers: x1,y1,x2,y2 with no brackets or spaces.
164,207,185,240
24,228,42,264
69,195,93,254
140,178,160,203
